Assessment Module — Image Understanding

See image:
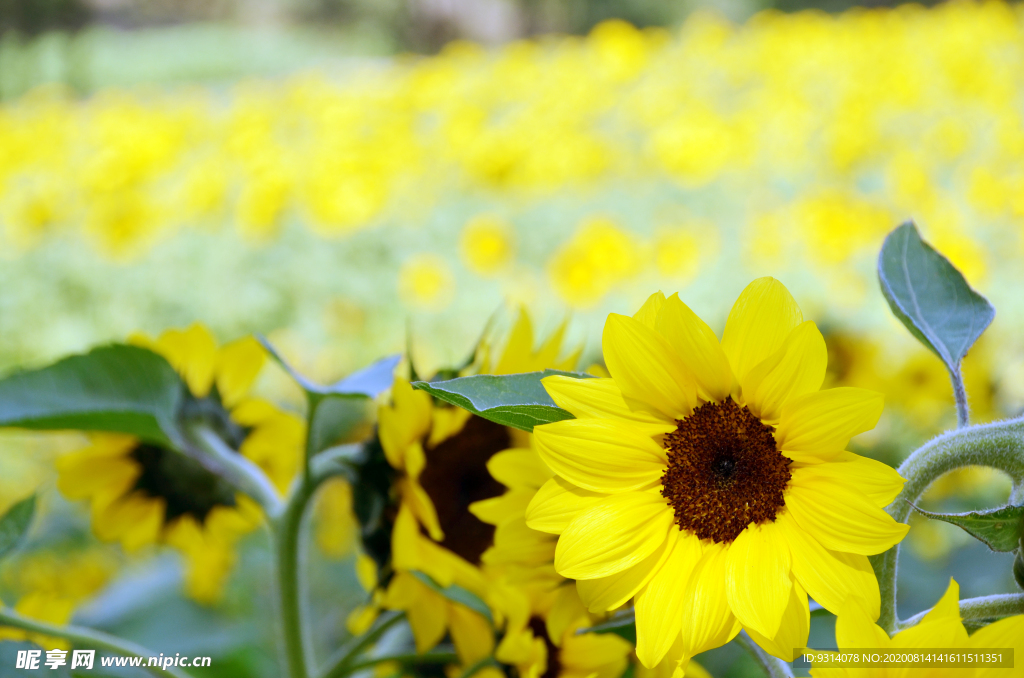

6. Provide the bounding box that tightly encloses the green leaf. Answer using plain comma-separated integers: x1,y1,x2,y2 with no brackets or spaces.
410,571,493,625
911,503,1024,552
411,370,593,432
0,345,185,446
0,495,35,560
878,222,995,373
578,609,636,643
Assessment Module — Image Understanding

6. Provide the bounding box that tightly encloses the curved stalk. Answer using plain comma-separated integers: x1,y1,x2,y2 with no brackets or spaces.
735,632,793,678
0,608,192,678
318,612,405,678
873,416,1024,633
949,365,970,429
187,423,284,519
897,593,1024,631
275,476,317,678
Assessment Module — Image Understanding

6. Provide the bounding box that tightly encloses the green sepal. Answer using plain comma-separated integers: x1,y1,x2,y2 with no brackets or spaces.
411,370,593,433
878,222,994,374
0,344,185,446
910,503,1024,552
0,495,35,561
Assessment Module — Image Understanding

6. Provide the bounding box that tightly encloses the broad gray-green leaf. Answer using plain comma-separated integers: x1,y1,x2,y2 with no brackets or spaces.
410,571,493,625
259,337,399,453
0,495,35,560
911,503,1024,552
878,222,994,372
0,345,184,446
411,370,592,432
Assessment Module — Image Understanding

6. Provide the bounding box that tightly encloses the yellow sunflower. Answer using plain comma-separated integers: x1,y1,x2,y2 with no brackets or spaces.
56,323,303,603
527,278,909,671
361,309,578,665
811,579,1024,678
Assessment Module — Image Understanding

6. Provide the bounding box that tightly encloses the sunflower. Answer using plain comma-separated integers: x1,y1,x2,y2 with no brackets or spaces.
359,309,578,664
56,324,303,603
811,579,1024,678
527,278,910,671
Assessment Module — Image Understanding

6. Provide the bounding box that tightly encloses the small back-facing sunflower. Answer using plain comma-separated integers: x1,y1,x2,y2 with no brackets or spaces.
527,278,909,672
354,309,579,667
56,324,303,603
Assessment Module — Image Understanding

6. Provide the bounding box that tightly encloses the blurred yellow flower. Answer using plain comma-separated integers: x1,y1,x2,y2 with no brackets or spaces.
460,214,515,276
399,255,456,311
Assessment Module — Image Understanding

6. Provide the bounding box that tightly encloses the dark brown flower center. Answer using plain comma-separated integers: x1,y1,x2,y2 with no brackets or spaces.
131,443,237,523
527,616,561,678
660,398,790,544
418,414,509,565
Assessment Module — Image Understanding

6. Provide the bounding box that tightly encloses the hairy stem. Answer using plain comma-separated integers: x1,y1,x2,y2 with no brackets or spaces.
0,608,191,678
898,593,1024,630
735,632,793,678
187,424,283,518
274,476,318,678
873,416,1024,633
950,364,970,429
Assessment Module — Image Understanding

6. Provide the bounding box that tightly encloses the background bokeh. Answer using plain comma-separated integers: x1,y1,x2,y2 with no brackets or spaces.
1,0,1022,676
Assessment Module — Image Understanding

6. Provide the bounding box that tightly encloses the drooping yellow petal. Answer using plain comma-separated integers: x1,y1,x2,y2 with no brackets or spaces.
493,307,535,375
555,491,674,580
635,532,704,666
970,615,1024,678
215,336,266,408
525,476,606,535
776,510,880,619
534,419,667,493
405,583,448,653
378,378,432,470
656,294,732,403
448,604,494,664
834,596,891,650
542,376,676,437
487,448,554,490
776,388,885,462
560,628,633,678
633,291,667,329
470,489,534,527
153,324,219,398
740,321,826,423
485,518,555,567
786,472,909,555
677,544,742,665
792,453,905,509
725,520,793,639
546,584,588,646
576,528,678,613
401,478,444,541
720,277,803,384
744,579,810,662
602,313,695,420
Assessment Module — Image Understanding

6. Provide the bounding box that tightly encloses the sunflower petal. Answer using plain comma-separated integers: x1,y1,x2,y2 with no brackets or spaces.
542,376,676,436
470,489,534,527
216,336,266,408
603,313,696,420
555,492,674,579
741,321,826,423
635,532,704,667
835,595,892,651
678,544,742,663
576,528,678,613
526,476,606,535
775,510,880,619
744,579,810,662
656,294,733,403
970,616,1024,678
721,278,803,384
487,448,553,489
154,324,218,398
792,453,905,508
725,520,792,639
785,473,909,556
449,604,494,664
633,292,667,329
534,419,667,493
776,388,885,462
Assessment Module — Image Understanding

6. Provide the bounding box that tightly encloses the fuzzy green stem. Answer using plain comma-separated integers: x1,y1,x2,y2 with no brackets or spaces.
873,416,1024,633
735,632,793,678
950,364,970,429
318,612,405,678
897,593,1024,630
339,648,459,674
187,423,284,518
274,475,319,678
0,608,191,678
